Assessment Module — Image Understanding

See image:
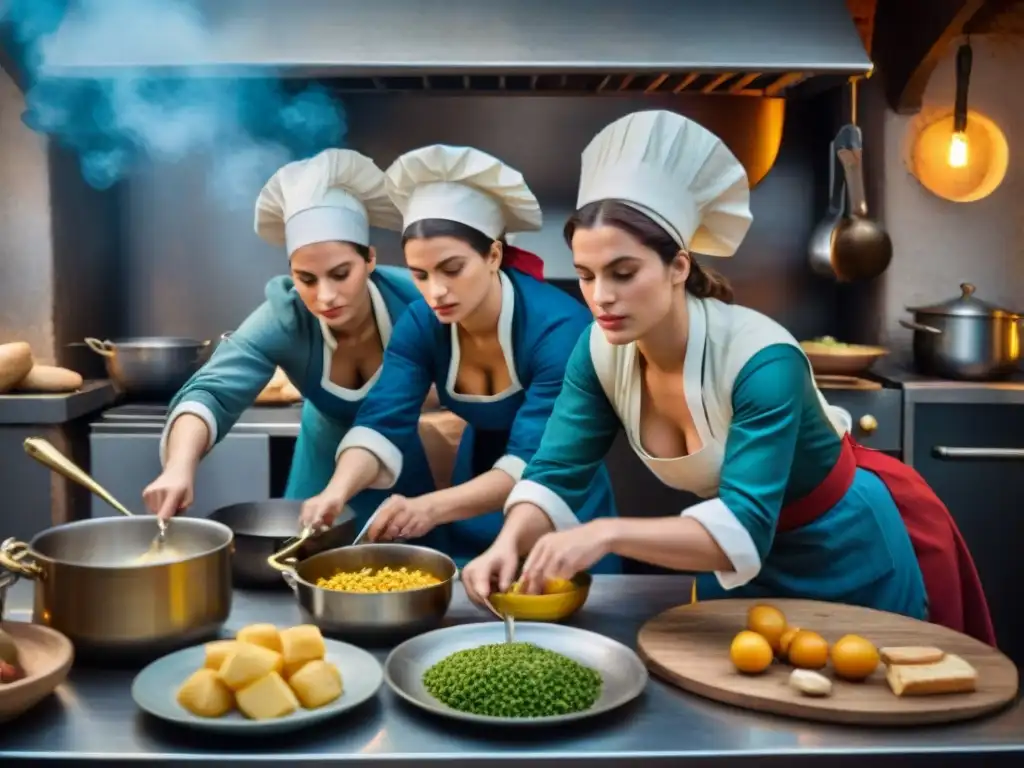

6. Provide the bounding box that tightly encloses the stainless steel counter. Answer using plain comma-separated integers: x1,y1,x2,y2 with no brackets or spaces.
91,402,304,437
1,576,1021,766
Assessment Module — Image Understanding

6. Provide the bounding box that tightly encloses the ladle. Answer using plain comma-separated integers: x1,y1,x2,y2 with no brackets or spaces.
831,123,893,281
808,137,847,277
23,437,177,564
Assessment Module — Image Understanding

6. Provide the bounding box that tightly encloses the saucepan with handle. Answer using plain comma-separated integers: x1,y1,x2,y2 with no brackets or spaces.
0,438,233,655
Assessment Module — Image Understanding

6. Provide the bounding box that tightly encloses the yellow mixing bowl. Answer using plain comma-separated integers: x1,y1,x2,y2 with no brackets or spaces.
488,573,592,621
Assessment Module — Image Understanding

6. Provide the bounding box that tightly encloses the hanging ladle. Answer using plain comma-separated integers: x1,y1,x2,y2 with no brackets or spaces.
830,123,893,282
808,136,847,278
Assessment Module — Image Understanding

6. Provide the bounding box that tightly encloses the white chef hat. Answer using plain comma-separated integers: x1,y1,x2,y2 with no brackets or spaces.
577,110,752,257
385,145,542,240
255,148,402,257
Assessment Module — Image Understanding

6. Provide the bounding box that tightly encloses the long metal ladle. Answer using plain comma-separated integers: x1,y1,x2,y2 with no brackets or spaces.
23,437,174,563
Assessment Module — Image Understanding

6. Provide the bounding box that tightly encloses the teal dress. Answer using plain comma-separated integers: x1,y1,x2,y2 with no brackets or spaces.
162,266,440,536
337,269,621,568
507,323,927,618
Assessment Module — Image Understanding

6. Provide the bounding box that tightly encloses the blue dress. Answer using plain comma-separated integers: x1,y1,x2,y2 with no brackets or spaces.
338,268,621,568
162,266,440,537
504,295,927,617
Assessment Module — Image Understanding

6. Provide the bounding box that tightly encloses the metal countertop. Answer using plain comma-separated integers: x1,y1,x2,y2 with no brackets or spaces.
1,576,1021,767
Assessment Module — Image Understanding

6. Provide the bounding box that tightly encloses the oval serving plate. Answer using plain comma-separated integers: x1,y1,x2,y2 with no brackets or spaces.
132,638,382,735
384,622,648,726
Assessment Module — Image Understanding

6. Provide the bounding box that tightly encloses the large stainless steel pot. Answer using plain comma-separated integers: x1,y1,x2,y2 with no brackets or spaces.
85,336,211,399
0,438,233,655
268,538,455,639
899,283,1023,381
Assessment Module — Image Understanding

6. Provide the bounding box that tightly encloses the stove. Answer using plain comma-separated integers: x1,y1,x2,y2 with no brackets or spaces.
90,402,303,435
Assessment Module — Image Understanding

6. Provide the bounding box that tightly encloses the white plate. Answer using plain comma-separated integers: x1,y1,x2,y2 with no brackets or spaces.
132,638,383,734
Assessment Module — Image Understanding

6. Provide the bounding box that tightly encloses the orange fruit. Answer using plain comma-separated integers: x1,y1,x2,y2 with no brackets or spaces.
831,634,881,681
779,626,802,658
787,630,830,670
746,604,788,653
729,630,774,674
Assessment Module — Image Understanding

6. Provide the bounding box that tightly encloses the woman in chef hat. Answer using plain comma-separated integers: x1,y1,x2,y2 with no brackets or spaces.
461,111,996,643
299,144,621,569
144,148,447,542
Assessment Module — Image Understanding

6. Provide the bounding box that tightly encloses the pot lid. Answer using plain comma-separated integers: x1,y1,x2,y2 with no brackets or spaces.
906,283,1020,319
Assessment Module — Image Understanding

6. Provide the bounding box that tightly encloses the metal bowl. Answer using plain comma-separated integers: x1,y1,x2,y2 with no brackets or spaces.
207,501,357,588
275,543,456,639
84,336,212,399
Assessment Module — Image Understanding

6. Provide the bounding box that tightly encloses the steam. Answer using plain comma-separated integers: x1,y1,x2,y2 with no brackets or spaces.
1,0,347,208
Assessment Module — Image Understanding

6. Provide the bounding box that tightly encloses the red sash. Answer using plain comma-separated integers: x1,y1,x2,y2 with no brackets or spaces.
778,434,996,646
502,245,545,281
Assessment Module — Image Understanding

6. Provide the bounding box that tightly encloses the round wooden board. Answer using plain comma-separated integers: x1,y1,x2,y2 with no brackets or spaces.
637,598,1019,726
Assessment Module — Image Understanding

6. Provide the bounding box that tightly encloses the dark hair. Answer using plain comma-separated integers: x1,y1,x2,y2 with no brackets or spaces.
563,200,734,304
291,241,372,260
401,218,505,257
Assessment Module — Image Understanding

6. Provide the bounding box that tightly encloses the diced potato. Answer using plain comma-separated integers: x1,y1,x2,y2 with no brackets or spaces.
287,660,343,709
217,642,284,691
283,659,307,680
236,623,282,653
176,668,235,718
235,672,299,720
279,625,325,668
204,640,240,670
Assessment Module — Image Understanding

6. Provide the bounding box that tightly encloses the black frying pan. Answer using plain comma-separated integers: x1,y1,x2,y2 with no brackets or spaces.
207,500,357,589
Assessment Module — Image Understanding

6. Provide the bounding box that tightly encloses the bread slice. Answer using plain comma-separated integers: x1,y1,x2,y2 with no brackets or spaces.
886,653,978,697
880,646,945,666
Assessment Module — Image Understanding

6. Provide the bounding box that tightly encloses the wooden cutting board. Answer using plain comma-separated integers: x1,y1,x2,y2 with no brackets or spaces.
637,598,1019,726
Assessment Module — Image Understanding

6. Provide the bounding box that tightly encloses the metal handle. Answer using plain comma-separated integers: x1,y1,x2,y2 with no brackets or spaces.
0,538,43,580
899,318,942,335
858,414,878,434
23,437,136,518
826,139,847,217
83,337,115,357
933,446,1024,460
266,526,313,574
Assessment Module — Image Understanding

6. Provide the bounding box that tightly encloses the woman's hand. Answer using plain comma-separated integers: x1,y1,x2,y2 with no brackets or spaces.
462,538,521,608
142,467,195,521
518,520,616,594
300,491,347,530
367,495,439,541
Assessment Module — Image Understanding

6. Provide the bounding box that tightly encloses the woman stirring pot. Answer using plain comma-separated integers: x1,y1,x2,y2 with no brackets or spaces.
299,145,621,568
463,111,995,644
144,149,447,541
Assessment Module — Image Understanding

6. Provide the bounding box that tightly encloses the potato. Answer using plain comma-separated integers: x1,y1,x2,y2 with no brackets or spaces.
236,623,282,653
235,672,299,720
176,668,234,718
283,659,307,680
287,660,343,709
217,642,283,691
279,625,325,668
203,640,240,670
16,364,83,393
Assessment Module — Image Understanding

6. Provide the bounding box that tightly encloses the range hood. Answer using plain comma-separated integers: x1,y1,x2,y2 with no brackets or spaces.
38,0,871,97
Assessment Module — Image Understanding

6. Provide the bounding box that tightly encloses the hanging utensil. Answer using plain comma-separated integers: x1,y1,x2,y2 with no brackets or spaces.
808,137,847,277
23,438,177,564
831,123,893,282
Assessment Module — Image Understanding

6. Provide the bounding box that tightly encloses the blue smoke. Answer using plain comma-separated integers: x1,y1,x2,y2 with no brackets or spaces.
1,0,348,208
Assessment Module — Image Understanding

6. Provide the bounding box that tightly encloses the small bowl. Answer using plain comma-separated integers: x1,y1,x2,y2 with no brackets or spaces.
489,573,592,622
800,340,889,377
0,621,74,723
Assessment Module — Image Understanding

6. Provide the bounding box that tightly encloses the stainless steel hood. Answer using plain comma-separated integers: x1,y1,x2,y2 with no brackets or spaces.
39,0,871,97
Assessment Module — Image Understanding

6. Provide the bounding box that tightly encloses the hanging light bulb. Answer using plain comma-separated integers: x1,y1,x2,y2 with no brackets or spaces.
948,41,973,168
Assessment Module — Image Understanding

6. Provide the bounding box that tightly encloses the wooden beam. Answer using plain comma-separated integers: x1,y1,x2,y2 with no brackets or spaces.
872,0,986,114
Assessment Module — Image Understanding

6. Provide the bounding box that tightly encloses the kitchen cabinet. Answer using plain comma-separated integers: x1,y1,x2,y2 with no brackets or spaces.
88,433,271,518
822,389,903,453
909,402,1024,669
